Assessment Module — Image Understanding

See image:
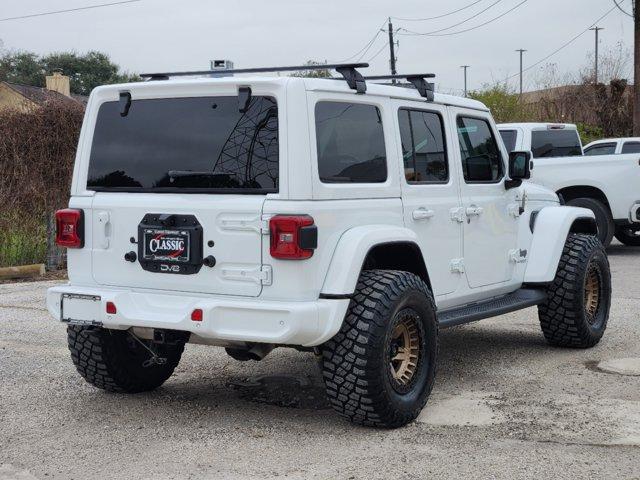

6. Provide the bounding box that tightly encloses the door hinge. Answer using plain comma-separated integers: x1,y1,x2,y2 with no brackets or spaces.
450,258,465,273
219,215,271,235
450,207,466,223
507,203,521,218
220,265,273,285
509,248,528,263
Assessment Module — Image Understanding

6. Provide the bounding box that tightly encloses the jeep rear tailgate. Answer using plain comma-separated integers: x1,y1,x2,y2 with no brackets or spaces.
85,93,279,297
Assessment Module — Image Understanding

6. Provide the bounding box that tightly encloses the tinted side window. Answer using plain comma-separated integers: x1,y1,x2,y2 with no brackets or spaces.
584,143,616,156
499,129,517,152
398,109,448,183
531,130,582,158
622,142,640,154
457,116,504,183
315,102,387,183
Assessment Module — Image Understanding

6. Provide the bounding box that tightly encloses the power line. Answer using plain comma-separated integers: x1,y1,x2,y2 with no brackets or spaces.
0,0,141,22
399,0,504,36
392,0,485,22
612,0,633,17
366,42,390,62
399,0,527,37
333,19,388,63
505,3,621,80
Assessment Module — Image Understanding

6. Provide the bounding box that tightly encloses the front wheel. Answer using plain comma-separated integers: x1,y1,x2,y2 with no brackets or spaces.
320,270,438,428
614,226,640,246
538,234,611,348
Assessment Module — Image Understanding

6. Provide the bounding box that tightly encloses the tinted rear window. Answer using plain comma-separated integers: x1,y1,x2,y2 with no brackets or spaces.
315,102,387,183
531,129,581,158
622,142,640,154
499,129,517,152
87,96,279,192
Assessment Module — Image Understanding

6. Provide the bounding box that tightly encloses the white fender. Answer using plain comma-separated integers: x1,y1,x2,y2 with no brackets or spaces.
321,225,420,296
524,206,596,284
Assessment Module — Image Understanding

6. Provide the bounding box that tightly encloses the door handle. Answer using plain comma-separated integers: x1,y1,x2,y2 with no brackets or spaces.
412,208,435,220
97,211,111,249
466,205,484,217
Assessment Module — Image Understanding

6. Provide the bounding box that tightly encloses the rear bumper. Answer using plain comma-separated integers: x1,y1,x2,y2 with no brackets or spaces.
616,202,640,225
46,284,349,347
631,202,640,223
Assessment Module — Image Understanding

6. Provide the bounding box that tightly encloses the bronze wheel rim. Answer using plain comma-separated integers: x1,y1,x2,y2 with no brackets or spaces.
584,265,601,324
389,312,421,388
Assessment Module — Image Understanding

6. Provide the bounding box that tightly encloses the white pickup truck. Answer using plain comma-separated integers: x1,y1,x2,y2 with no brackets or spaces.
498,123,640,246
584,137,640,156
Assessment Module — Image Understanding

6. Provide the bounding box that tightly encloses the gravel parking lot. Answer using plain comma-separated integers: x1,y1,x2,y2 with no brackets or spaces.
1,242,639,480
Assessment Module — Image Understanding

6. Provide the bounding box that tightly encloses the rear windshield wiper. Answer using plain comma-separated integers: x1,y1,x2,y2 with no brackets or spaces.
168,170,223,178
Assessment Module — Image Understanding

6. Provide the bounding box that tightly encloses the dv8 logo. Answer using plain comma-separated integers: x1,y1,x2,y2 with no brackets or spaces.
160,264,181,273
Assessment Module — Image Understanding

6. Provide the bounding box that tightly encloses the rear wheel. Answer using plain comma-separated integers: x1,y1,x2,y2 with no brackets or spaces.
67,326,186,393
614,226,640,246
320,270,438,428
538,234,611,348
566,198,614,247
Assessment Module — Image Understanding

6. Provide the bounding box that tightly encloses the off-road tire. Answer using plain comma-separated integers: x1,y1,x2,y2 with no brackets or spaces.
566,198,614,247
67,326,185,393
320,270,438,428
538,234,611,348
614,226,640,246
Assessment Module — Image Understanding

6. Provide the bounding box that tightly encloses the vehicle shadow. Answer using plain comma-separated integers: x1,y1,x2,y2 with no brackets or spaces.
67,319,566,429
607,243,640,257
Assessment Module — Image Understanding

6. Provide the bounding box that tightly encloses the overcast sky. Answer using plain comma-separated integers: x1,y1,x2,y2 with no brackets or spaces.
0,0,635,94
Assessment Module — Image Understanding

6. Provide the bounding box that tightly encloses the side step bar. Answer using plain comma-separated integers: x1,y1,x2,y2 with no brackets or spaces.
438,288,548,329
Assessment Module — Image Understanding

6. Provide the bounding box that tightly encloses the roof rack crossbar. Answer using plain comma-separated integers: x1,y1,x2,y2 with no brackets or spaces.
365,74,436,101
140,63,369,93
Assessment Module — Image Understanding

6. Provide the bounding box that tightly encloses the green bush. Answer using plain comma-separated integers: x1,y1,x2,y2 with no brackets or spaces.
0,216,47,268
576,123,604,146
0,100,83,268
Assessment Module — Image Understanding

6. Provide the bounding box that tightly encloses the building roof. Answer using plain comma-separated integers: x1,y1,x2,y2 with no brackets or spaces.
2,82,86,107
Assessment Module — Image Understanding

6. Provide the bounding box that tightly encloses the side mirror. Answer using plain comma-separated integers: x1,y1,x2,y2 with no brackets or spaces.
508,151,531,180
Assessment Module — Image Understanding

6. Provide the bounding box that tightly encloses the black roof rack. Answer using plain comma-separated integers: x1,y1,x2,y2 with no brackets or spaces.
140,63,369,94
365,74,436,101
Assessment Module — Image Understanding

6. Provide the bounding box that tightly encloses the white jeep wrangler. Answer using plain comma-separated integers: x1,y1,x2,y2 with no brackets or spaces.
48,64,612,428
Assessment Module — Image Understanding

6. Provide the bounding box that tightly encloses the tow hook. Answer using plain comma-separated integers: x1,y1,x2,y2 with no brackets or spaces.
128,330,167,368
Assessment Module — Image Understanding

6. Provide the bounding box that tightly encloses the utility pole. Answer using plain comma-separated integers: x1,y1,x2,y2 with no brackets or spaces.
634,0,640,135
516,49,526,97
461,65,470,97
388,17,398,83
589,26,604,84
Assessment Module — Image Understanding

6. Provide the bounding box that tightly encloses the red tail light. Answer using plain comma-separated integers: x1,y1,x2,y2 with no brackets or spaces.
106,302,117,315
269,215,317,260
55,209,84,248
191,309,203,321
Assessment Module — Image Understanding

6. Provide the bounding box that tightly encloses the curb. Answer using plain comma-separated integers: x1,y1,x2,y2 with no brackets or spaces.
0,264,46,280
